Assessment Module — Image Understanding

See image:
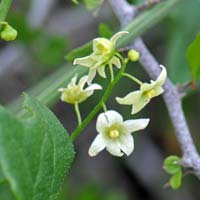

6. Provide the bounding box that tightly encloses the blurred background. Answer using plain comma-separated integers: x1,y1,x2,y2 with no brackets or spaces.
0,0,200,199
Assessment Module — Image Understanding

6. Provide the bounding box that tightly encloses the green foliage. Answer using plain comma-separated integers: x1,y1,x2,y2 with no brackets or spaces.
169,170,182,190
186,33,200,81
164,155,182,190
72,0,79,4
84,0,103,10
65,184,127,200
98,23,113,38
0,94,74,200
65,41,92,62
34,34,68,68
7,11,39,43
164,155,181,175
165,0,200,83
0,22,17,41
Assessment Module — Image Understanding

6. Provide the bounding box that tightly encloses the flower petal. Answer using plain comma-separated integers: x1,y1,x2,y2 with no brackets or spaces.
153,86,164,97
104,110,123,126
73,55,95,67
68,74,78,89
140,82,155,92
97,65,106,78
119,134,134,156
106,142,123,157
85,83,102,91
111,56,121,68
88,134,106,157
96,110,123,133
110,31,129,45
96,112,109,133
124,118,150,133
93,38,112,53
156,65,167,86
116,90,142,105
131,98,149,114
58,88,65,92
87,68,97,84
78,75,88,90
116,91,149,114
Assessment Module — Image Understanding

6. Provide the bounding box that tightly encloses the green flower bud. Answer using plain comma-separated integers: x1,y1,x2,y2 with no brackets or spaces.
128,49,140,62
0,22,17,41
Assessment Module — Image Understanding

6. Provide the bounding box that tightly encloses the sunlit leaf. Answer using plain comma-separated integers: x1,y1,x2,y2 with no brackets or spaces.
169,170,182,190
187,32,200,81
164,155,181,175
0,94,74,200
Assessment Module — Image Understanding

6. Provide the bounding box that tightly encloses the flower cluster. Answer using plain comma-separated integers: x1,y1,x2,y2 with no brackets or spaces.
73,31,128,83
59,31,167,157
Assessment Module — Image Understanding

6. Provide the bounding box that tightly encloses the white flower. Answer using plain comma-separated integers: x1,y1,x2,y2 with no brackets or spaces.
58,75,102,104
88,110,149,157
73,31,128,84
116,65,167,114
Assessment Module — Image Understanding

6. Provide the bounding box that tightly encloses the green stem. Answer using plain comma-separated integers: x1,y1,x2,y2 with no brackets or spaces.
102,102,107,112
0,0,13,21
123,72,143,85
109,63,114,82
74,102,82,126
115,52,124,61
70,60,128,141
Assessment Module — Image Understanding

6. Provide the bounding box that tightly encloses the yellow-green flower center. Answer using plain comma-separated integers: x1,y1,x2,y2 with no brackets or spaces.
109,129,120,138
146,89,155,98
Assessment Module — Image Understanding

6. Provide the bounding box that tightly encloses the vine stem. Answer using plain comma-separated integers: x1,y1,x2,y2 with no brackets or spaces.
70,60,128,141
123,72,142,85
74,102,82,126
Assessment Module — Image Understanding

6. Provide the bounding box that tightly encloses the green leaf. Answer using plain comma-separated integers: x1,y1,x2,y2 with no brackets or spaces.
84,0,103,10
72,0,79,4
65,41,92,62
0,94,74,200
164,155,181,175
165,0,200,83
169,170,182,190
187,32,200,81
98,23,113,39
34,35,68,68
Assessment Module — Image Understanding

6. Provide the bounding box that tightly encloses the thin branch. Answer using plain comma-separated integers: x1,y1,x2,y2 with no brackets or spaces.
109,0,200,178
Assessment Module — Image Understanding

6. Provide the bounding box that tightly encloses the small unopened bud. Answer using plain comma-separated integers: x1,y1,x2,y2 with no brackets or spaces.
0,22,17,41
128,49,140,62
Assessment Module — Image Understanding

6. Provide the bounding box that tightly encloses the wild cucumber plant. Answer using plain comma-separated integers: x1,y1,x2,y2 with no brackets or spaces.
1,0,200,199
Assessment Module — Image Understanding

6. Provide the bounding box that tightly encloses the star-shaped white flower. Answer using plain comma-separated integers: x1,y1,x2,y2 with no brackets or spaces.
58,75,102,104
88,110,149,157
116,65,167,114
73,31,128,84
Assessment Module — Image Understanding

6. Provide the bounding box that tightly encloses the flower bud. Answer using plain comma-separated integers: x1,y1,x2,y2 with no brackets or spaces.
128,49,140,62
0,22,17,41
